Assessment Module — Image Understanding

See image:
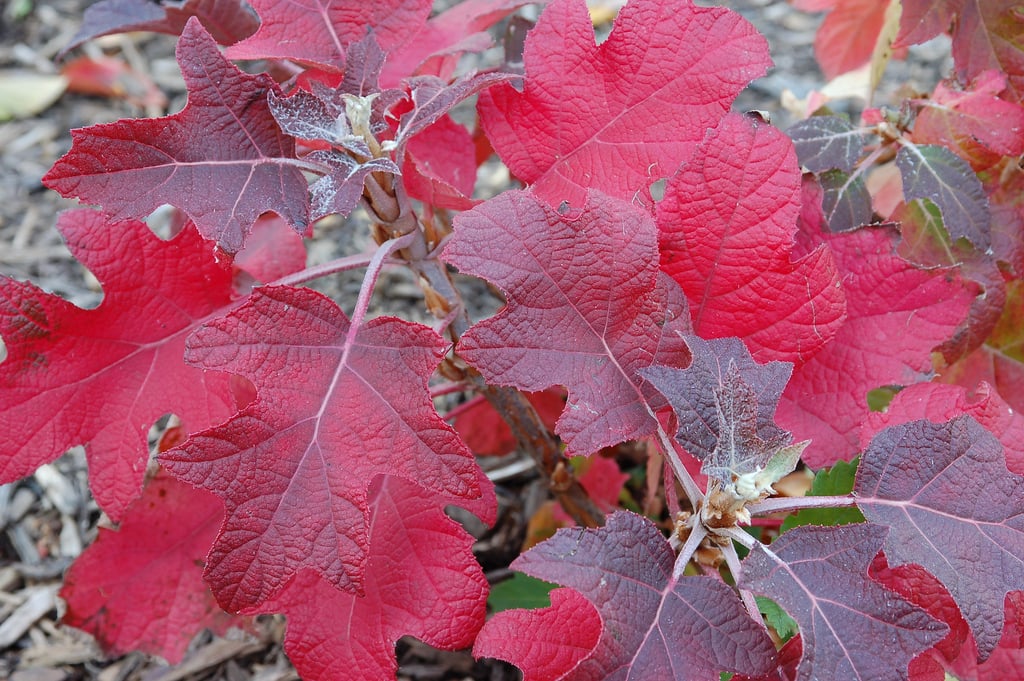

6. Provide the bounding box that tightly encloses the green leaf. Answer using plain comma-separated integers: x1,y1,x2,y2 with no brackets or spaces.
756,595,799,641
488,573,556,613
781,458,865,531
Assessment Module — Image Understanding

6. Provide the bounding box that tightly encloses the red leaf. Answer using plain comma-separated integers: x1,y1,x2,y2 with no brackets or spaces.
61,471,245,664
444,189,692,457
474,587,602,681
951,1,1024,104
160,285,483,611
507,511,778,679
869,556,972,673
231,213,307,289
63,0,258,54
452,388,565,457
403,115,478,210
44,19,309,254
260,475,493,680
777,224,974,468
61,55,167,109
740,523,948,680
0,210,241,520
894,0,961,48
224,0,433,71
855,416,1024,659
477,0,769,210
912,71,1024,170
657,114,845,366
860,381,1024,473
382,0,530,85
941,278,1024,414
811,0,889,78
946,593,1024,680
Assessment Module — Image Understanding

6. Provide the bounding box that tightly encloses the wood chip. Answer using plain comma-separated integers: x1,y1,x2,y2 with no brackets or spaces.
142,638,263,681
0,585,58,648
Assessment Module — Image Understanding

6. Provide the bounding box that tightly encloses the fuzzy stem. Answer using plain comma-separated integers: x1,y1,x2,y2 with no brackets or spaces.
440,394,484,422
746,495,858,517
430,381,470,399
652,423,704,507
672,522,708,580
347,232,416,333
272,253,378,288
721,541,765,628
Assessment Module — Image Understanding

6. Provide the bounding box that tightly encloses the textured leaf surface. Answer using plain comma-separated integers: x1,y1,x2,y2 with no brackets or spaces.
508,511,778,680
61,472,243,663
444,189,691,456
950,0,1024,104
44,20,308,253
818,169,874,233
641,336,791,482
161,285,482,611
224,0,432,70
657,114,845,365
474,588,602,681
777,224,974,467
861,381,1024,473
895,142,990,248
912,71,1024,169
64,0,258,53
478,0,769,209
854,415,1024,658
261,475,494,680
740,523,948,681
787,115,867,173
0,210,240,520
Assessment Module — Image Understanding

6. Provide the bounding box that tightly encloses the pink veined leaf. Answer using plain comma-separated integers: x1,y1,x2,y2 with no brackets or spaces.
223,0,433,71
854,415,1024,660
259,474,494,680
61,471,246,664
474,587,603,681
477,0,770,210
0,210,243,521
945,593,1024,680
740,523,948,681
860,381,1024,473
381,0,531,85
443,188,692,457
160,285,483,612
501,511,778,680
43,19,309,254
777,220,975,468
63,0,259,54
657,113,846,366
894,0,962,47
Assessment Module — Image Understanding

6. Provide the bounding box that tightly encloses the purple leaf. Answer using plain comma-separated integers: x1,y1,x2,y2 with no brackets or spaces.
740,523,948,681
510,511,777,680
854,415,1024,659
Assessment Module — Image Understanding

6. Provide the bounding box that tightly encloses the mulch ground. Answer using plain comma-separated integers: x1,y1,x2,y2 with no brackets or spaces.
0,1,950,679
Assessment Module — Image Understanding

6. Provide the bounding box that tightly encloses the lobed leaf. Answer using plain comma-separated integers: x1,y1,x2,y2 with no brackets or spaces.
506,511,778,680
478,0,770,210
854,415,1024,659
61,472,244,664
641,336,792,483
657,113,846,366
0,210,241,520
444,189,692,457
161,285,482,611
740,523,948,681
43,19,308,253
260,475,494,680
474,588,602,681
223,0,432,71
